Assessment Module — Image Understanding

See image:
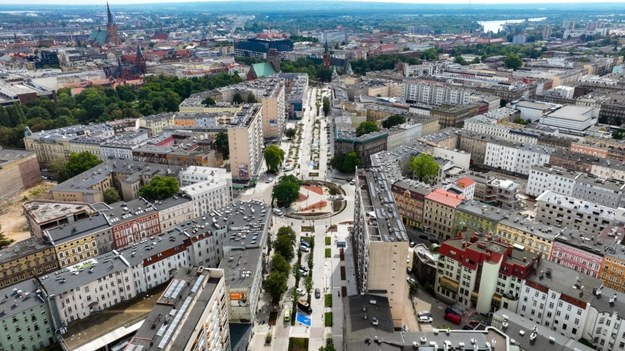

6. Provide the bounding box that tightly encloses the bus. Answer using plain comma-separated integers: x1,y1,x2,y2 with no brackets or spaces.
283,309,291,322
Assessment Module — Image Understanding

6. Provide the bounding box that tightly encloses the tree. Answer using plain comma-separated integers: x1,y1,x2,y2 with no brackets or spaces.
504,53,523,70
214,131,229,159
356,121,379,136
138,176,179,201
202,96,216,106
409,153,440,184
330,152,361,174
263,271,288,302
272,175,302,208
274,234,295,262
322,97,330,117
103,187,121,204
247,94,257,103
454,56,468,65
277,226,297,245
381,115,405,129
304,275,313,296
0,226,14,250
264,144,285,173
233,92,244,104
59,152,102,181
271,253,291,274
284,128,296,139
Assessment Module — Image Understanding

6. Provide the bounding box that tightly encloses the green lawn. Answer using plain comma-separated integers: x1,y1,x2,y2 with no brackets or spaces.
288,337,309,351
325,312,333,327
325,294,333,308
325,237,331,245
325,248,331,258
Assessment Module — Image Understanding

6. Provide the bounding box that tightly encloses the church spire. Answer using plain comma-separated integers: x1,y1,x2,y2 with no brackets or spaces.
107,2,114,26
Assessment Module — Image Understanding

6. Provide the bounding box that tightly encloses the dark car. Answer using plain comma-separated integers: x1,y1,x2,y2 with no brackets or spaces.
462,325,473,330
297,302,313,315
315,288,321,299
419,234,429,240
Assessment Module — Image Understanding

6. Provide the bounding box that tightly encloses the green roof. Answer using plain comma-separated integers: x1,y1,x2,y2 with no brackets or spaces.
251,62,276,78
88,30,107,46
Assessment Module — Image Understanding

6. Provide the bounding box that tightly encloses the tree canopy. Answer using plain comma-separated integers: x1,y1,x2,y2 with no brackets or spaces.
103,188,121,204
504,53,523,70
284,128,297,139
322,97,331,117
270,253,291,274
350,54,421,76
272,175,302,208
330,152,361,174
264,144,285,173
54,151,103,181
202,96,216,106
382,115,405,129
0,73,242,150
356,121,379,136
214,131,229,159
409,153,440,184
0,226,14,250
263,271,288,303
138,176,179,201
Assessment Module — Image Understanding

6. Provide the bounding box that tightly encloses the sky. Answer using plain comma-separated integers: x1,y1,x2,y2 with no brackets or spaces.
2,0,625,5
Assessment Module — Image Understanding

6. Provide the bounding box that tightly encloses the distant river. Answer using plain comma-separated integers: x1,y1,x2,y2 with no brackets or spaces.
478,17,547,33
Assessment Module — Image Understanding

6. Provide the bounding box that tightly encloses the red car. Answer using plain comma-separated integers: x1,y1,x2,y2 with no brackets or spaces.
444,312,462,325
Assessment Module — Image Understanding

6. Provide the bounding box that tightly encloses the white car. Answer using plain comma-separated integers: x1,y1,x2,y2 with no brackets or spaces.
300,245,310,253
265,177,273,183
418,315,433,324
296,288,305,296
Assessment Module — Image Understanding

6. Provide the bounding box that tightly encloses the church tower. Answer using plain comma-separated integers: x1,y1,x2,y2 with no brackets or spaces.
322,40,331,68
105,2,121,45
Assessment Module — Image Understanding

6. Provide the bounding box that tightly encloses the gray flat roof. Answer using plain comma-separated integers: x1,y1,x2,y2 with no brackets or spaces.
528,259,601,303
45,215,110,245
23,201,95,225
127,268,221,351
0,279,46,319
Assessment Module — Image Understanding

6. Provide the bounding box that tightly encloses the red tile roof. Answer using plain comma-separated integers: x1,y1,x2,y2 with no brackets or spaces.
425,188,463,208
455,177,476,188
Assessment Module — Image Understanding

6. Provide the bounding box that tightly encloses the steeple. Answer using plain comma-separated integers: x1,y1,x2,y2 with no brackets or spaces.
324,39,329,54
107,2,114,26
136,45,144,60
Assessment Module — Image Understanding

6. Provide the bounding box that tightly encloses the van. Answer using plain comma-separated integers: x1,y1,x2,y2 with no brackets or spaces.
284,309,291,322
444,312,462,325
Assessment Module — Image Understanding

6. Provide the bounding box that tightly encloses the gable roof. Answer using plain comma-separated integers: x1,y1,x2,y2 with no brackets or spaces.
251,62,276,78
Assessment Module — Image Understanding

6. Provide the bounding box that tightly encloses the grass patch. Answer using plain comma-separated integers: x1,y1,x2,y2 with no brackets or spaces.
325,237,331,245
325,248,331,258
325,294,333,308
325,312,333,327
288,337,309,351
301,226,315,232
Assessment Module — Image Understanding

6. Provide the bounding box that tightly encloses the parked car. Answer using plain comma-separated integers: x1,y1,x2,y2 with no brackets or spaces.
418,311,432,318
418,315,433,324
444,312,462,325
407,277,417,285
315,288,321,299
445,307,460,316
371,317,379,326
296,288,305,296
265,177,274,183
300,245,310,253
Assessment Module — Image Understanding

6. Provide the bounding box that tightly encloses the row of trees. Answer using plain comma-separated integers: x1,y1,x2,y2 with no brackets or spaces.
330,152,361,174
264,227,297,302
350,53,421,76
0,73,242,149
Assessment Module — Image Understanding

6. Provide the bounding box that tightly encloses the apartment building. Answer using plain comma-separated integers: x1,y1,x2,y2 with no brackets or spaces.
43,214,113,268
227,105,264,181
457,130,499,166
390,179,432,229
99,198,162,249
436,237,538,314
23,201,96,240
535,190,622,234
0,280,56,351
496,216,556,258
353,167,409,328
484,141,553,176
50,160,183,203
219,78,286,139
335,131,389,167
548,228,609,278
126,267,230,351
403,78,474,106
179,166,232,187
598,227,625,293
516,259,596,340
0,238,58,288
454,201,508,238
156,196,195,232
526,165,577,198
138,112,176,137
181,179,232,218
423,188,463,239
466,173,520,210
